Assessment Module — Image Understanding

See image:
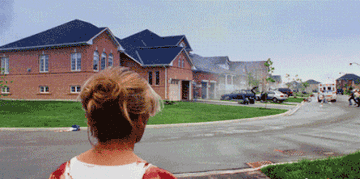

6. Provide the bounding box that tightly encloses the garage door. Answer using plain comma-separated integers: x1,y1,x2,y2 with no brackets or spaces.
169,80,180,101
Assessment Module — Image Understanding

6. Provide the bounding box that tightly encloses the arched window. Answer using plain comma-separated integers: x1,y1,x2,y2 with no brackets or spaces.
101,52,106,70
108,53,113,67
93,51,99,71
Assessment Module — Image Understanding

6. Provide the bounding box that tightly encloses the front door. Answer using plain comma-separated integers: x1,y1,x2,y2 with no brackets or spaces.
201,82,207,99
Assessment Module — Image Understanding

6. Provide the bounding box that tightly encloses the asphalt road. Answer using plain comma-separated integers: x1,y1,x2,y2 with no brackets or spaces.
1,95,359,179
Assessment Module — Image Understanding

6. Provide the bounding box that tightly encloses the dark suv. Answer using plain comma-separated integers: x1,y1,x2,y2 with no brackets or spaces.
277,88,293,96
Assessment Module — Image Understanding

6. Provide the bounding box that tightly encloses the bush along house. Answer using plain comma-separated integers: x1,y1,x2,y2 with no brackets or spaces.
0,19,123,100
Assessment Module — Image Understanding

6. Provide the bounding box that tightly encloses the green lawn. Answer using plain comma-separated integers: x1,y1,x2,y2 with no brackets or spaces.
261,150,360,179
284,97,305,103
0,100,287,127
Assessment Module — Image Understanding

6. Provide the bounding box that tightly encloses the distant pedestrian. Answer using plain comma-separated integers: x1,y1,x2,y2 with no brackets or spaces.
355,89,360,107
349,90,356,106
49,67,176,179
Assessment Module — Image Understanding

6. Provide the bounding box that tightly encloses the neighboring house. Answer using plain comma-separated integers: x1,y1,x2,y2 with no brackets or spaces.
190,53,241,99
118,29,195,101
269,75,282,89
190,54,269,99
336,73,360,91
0,19,123,100
305,79,321,92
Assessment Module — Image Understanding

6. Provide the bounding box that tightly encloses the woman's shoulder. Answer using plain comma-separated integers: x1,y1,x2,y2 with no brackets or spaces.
143,165,177,179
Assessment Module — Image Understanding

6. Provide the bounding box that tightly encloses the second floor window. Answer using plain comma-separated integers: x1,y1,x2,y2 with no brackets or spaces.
148,71,152,85
178,58,181,67
39,55,49,72
71,53,81,71
101,53,106,70
155,71,160,85
182,59,184,68
108,54,113,67
93,51,99,71
1,57,9,74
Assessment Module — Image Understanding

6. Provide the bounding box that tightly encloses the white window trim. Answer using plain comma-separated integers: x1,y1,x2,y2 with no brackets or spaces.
1,86,10,93
39,55,49,73
101,52,107,70
71,53,81,71
108,53,113,67
70,85,81,93
40,86,49,93
93,51,99,71
1,57,9,74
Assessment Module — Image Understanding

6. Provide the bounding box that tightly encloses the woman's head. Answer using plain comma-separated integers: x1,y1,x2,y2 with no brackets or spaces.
79,67,162,144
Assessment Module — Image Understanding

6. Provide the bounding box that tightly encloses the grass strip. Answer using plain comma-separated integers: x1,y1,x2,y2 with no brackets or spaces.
0,100,287,127
261,150,360,179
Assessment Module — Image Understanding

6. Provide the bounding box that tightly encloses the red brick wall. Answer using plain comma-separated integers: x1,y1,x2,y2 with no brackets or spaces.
0,30,120,100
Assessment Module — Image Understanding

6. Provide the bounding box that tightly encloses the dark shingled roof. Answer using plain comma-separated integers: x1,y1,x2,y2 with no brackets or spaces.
305,79,321,84
119,29,192,66
271,75,282,82
137,46,183,66
0,19,107,51
336,73,360,81
189,53,237,75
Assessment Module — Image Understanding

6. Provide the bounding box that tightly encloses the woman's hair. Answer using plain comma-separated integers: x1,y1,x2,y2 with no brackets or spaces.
79,67,162,143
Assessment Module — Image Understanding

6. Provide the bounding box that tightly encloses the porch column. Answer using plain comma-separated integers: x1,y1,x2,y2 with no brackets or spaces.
225,75,228,86
206,81,209,99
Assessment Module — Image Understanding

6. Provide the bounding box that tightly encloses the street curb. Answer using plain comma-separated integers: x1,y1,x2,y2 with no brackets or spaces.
0,102,305,131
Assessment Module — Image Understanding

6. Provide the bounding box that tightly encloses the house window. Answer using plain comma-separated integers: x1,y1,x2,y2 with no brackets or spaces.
1,57,9,74
155,71,160,85
182,59,184,68
39,55,49,72
1,86,10,93
70,85,81,93
93,51,99,71
108,53,113,67
40,86,49,93
148,71,153,85
101,52,106,70
179,42,185,47
178,58,181,67
71,53,81,71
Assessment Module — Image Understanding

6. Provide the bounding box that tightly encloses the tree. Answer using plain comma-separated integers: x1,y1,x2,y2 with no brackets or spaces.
247,72,260,88
302,81,309,92
263,58,275,107
0,67,13,97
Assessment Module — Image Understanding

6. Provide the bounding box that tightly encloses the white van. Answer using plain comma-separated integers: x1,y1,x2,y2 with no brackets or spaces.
318,83,337,102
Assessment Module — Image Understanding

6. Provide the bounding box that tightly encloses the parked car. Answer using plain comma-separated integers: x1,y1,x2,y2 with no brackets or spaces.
277,88,293,96
220,87,257,101
256,90,288,103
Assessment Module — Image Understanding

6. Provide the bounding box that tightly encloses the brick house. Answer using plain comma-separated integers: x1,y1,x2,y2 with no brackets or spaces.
118,29,194,101
336,73,360,91
0,19,123,100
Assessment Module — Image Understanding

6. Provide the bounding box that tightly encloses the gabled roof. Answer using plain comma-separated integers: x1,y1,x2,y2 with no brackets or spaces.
336,73,360,81
137,46,184,66
189,53,237,75
119,29,193,66
0,19,122,52
305,79,321,84
229,61,247,74
270,75,282,82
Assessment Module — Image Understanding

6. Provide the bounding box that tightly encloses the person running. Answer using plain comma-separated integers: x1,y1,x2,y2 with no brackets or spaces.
355,89,360,107
49,67,176,179
349,89,356,106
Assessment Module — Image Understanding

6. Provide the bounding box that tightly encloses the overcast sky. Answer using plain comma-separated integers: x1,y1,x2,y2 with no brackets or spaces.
1,0,360,84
